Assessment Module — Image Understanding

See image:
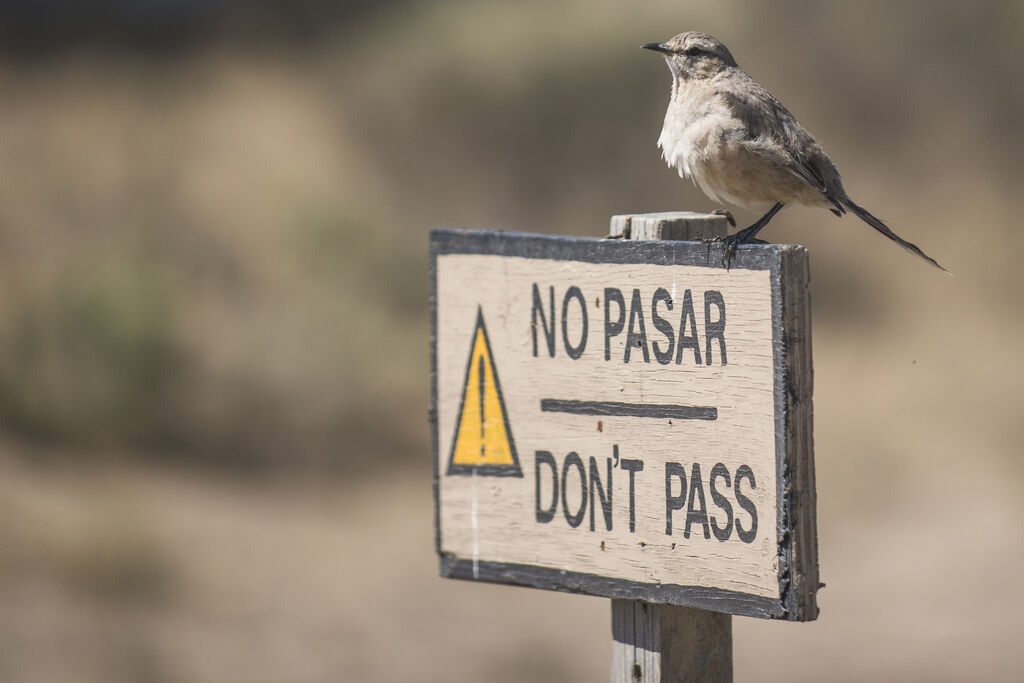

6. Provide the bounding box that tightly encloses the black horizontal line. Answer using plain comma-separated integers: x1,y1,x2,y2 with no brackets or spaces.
540,399,717,420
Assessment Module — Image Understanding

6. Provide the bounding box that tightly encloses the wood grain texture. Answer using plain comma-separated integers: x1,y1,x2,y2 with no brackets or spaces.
429,219,818,621
779,246,818,619
611,599,732,683
437,254,777,597
609,211,729,241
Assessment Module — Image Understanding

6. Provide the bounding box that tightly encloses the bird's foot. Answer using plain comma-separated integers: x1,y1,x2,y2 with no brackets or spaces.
720,233,743,270
703,202,783,268
711,208,736,227
701,230,767,270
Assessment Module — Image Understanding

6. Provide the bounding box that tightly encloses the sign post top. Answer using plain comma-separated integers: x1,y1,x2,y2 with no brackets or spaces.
430,227,818,621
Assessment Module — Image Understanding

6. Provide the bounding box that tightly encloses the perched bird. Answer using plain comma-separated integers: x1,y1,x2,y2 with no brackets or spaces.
643,31,946,271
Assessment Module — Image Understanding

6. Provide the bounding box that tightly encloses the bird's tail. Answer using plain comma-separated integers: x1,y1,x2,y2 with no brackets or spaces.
842,197,948,273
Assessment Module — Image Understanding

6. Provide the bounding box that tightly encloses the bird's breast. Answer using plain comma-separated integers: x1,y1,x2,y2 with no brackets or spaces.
657,89,735,181
656,80,832,212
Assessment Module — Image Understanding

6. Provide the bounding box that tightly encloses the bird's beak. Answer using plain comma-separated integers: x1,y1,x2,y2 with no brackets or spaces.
641,42,672,55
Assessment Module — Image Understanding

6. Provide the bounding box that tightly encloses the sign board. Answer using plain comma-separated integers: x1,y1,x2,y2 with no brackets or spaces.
430,229,818,621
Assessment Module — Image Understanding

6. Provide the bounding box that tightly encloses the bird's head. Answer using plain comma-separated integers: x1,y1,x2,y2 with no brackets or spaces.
642,31,737,81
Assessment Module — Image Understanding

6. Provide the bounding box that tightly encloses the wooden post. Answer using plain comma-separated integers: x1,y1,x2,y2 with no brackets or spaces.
608,211,728,242
612,601,732,683
609,211,732,683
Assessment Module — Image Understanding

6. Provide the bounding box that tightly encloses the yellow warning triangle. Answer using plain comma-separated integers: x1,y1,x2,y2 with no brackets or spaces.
447,308,522,477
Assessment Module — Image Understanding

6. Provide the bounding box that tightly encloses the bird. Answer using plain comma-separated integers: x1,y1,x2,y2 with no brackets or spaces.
642,31,946,271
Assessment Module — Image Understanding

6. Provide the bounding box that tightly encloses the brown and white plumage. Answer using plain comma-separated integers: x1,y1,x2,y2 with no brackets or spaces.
645,31,946,271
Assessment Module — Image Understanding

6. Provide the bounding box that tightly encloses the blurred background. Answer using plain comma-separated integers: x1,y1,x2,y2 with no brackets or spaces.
0,0,1021,680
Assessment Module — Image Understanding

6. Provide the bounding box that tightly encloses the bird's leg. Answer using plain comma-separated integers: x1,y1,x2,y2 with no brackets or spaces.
729,202,784,243
711,208,736,227
719,202,784,269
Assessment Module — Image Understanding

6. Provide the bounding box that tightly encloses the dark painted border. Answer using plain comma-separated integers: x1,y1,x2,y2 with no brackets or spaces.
440,556,784,619
431,228,782,270
429,228,815,621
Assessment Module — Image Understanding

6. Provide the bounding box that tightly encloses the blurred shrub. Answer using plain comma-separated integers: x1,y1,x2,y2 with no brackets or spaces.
292,204,425,317
0,258,182,445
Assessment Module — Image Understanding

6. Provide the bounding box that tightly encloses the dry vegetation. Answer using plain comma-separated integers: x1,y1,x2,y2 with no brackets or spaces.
0,1,1021,680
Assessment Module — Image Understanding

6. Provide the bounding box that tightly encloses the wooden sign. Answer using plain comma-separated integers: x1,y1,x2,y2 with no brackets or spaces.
430,229,818,621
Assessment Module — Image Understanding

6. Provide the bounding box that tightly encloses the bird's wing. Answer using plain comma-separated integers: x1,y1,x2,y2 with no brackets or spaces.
720,79,846,214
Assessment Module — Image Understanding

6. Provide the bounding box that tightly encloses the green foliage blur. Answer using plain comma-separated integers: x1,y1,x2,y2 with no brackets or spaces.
0,259,178,442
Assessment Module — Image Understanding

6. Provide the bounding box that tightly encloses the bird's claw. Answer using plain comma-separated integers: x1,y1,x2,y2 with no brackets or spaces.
698,235,734,269
699,233,768,270
720,234,741,270
711,208,736,228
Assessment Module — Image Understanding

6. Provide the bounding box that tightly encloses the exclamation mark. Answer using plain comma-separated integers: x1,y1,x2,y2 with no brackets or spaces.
478,354,486,458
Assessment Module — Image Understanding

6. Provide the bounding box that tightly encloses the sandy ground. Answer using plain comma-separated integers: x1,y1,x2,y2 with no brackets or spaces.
0,438,1020,683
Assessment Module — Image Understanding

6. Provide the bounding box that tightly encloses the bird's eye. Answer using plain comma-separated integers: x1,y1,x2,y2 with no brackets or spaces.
684,46,702,57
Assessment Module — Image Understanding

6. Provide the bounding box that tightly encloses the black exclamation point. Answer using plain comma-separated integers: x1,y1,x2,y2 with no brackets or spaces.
478,354,486,458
